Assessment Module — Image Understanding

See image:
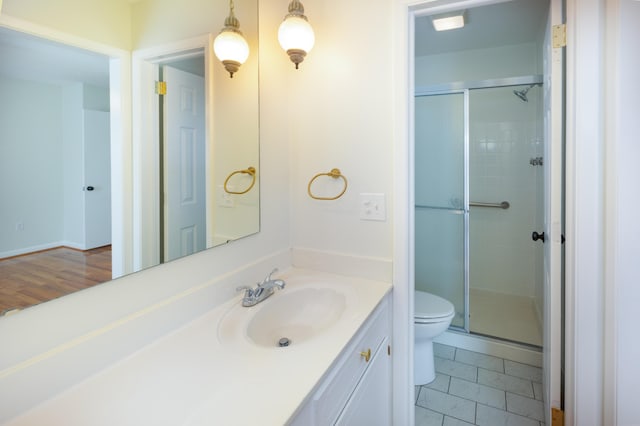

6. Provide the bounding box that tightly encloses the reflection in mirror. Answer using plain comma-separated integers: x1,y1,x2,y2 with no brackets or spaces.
0,0,260,313
135,32,260,270
0,26,113,313
160,55,208,263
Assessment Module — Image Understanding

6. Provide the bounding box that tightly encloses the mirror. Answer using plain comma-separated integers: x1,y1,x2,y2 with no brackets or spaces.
0,1,260,314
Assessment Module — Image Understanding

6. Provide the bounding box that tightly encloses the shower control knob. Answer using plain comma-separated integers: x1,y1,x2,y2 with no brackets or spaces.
532,231,545,243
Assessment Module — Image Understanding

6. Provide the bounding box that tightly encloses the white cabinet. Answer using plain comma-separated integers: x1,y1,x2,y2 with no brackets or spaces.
289,294,391,426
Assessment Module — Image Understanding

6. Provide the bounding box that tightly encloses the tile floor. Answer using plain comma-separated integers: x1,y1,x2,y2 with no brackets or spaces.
415,343,545,426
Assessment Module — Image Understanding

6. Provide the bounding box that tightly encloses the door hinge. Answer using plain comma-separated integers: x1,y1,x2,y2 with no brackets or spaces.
155,81,167,95
552,407,564,426
552,24,566,48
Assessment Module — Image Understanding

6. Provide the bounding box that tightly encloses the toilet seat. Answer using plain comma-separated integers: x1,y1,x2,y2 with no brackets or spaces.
414,290,455,324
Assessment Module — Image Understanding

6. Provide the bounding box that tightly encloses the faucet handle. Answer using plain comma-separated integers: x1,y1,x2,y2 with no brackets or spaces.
236,285,253,295
261,268,279,284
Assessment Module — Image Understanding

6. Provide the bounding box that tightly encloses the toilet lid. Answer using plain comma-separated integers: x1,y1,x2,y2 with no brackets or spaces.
415,290,455,320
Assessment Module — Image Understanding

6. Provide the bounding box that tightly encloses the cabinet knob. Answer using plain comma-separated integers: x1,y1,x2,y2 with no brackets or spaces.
360,348,371,362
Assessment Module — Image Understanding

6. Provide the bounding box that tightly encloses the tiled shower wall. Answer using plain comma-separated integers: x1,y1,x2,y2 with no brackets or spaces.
468,85,543,298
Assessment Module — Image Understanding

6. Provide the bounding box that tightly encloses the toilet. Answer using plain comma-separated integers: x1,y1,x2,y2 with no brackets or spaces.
414,290,455,385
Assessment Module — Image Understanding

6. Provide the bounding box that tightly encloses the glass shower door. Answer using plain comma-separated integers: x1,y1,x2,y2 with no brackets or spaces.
414,92,467,329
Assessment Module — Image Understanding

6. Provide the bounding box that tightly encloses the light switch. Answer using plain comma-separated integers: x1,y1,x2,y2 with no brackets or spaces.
360,193,386,221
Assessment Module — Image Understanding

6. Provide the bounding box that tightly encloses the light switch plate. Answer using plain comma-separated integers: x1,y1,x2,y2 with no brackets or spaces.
360,193,386,221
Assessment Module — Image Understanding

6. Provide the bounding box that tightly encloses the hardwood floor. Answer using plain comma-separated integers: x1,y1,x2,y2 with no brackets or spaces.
0,246,112,313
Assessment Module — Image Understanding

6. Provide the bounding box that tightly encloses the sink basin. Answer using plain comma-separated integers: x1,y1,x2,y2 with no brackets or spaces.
246,287,346,347
217,284,350,348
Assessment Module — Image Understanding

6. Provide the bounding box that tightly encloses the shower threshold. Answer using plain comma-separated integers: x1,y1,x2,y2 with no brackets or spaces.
469,288,543,347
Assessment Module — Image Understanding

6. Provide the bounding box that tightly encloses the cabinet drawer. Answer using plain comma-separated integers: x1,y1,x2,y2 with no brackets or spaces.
312,298,390,425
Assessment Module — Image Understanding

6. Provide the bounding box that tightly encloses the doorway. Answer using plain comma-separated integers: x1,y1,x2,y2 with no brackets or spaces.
0,22,129,310
410,0,564,423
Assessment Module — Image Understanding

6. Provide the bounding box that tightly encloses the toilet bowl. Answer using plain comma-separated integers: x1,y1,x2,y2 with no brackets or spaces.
414,290,455,385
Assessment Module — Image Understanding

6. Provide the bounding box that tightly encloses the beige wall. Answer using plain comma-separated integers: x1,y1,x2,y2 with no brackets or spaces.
1,0,131,49
285,0,394,260
129,0,395,261
131,0,231,49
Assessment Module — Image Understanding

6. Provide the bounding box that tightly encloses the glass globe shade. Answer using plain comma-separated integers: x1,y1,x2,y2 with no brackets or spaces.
213,30,250,64
278,16,315,53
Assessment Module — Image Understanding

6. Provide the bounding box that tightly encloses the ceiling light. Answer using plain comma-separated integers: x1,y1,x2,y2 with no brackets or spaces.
431,12,465,32
278,0,315,69
213,0,250,78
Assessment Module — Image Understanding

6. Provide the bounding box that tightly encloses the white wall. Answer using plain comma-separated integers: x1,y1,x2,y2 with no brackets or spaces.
83,84,110,111
416,42,540,87
0,79,110,257
0,77,65,256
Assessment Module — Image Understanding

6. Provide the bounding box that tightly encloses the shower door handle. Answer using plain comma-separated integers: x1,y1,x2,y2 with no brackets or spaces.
532,231,545,243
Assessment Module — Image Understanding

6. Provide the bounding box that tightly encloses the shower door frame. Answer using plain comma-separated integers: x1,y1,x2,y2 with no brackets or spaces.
415,88,470,333
415,74,544,338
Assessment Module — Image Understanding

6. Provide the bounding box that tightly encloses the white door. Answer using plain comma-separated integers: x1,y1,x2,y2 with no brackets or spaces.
83,109,111,249
543,0,564,421
163,66,206,262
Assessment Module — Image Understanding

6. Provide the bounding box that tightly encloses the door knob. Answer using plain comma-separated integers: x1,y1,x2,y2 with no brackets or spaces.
86,186,94,191
532,231,545,242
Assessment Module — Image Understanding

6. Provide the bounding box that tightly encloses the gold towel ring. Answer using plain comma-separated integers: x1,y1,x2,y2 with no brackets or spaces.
308,168,348,201
224,167,256,195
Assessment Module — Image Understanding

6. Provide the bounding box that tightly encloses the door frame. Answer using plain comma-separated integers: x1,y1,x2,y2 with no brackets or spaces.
391,0,568,424
131,35,215,271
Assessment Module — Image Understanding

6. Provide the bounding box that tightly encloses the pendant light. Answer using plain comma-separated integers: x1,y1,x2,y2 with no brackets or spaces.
213,0,250,78
278,0,315,69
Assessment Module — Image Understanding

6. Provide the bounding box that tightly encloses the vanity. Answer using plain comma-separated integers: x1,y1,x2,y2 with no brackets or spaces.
5,269,391,425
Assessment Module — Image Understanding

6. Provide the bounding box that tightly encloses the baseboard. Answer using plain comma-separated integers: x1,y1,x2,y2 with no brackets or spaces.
0,240,96,259
0,242,63,259
435,330,542,367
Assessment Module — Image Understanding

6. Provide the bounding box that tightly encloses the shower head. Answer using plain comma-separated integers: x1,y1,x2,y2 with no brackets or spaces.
513,84,540,102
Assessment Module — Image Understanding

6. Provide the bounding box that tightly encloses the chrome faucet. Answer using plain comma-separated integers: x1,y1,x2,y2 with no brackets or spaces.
237,268,286,307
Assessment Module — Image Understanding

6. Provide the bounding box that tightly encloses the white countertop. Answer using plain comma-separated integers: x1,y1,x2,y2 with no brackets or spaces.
6,268,391,426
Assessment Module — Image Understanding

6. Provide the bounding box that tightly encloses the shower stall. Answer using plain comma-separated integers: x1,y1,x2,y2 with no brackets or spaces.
415,76,544,347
